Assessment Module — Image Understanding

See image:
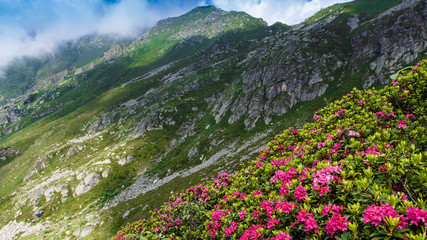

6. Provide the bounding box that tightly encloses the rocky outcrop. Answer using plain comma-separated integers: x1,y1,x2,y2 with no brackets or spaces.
0,146,19,162
75,172,101,196
350,0,427,87
73,225,95,238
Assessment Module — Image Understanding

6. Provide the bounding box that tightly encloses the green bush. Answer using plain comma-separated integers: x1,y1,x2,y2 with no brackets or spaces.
112,58,427,240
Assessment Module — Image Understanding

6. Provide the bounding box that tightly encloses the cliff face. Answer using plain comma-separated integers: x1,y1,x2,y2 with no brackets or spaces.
0,1,426,239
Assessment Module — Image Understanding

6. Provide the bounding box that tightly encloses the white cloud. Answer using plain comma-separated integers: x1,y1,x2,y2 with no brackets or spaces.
0,0,353,71
0,0,195,70
211,0,352,25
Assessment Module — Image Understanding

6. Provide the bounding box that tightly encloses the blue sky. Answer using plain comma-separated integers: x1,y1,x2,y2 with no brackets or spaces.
0,0,351,69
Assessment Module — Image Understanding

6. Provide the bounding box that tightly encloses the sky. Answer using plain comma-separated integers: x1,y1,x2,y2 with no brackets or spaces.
0,0,351,70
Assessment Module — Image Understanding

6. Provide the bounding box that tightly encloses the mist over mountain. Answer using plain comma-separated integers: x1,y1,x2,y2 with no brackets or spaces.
0,0,425,239
0,0,350,71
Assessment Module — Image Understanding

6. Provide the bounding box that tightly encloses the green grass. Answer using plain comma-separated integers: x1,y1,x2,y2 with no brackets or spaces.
344,0,403,17
0,2,424,238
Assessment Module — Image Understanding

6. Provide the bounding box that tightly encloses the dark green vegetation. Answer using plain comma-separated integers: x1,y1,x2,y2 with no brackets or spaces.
0,1,425,239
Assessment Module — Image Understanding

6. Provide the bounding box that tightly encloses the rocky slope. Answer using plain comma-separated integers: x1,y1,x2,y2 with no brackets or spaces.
0,0,425,239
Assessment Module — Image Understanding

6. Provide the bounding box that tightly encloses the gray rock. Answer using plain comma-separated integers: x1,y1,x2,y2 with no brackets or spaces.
73,225,95,238
32,209,44,219
75,173,101,196
118,155,135,165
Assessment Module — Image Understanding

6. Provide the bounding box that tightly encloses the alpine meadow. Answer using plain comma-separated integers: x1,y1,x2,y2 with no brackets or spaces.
0,0,426,239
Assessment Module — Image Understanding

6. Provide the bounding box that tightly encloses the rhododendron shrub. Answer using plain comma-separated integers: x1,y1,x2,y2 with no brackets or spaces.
112,60,427,240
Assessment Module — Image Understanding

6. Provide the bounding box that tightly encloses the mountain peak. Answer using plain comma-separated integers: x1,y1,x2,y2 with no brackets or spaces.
129,5,267,48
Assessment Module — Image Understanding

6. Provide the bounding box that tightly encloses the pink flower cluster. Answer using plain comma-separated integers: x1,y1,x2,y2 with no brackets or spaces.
267,218,280,229
294,186,307,202
270,168,298,184
213,173,232,188
224,221,238,237
312,166,342,184
398,120,407,129
363,202,406,229
239,210,248,220
259,199,298,221
322,203,344,215
313,183,329,196
348,130,360,137
364,145,382,155
406,207,427,226
271,157,290,166
380,165,388,173
240,224,263,240
324,213,349,237
297,209,320,233
272,232,292,240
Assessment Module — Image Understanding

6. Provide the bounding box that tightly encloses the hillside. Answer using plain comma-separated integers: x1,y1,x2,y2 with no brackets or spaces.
0,0,425,239
112,58,427,239
0,34,135,100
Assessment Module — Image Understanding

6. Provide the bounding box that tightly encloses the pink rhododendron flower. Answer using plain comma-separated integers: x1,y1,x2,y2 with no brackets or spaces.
223,194,229,202
212,209,225,221
213,220,221,229
359,100,366,105
312,166,342,184
363,202,406,229
253,210,260,219
348,130,360,137
261,200,275,217
253,190,263,197
406,114,415,118
380,165,388,172
256,161,263,167
398,120,407,129
313,115,320,119
313,183,330,196
297,209,309,222
317,141,326,148
337,109,346,116
239,210,248,220
267,218,280,229
305,215,321,233
275,200,298,214
365,145,382,155
224,221,238,237
280,183,289,196
294,185,307,201
270,168,298,183
406,207,427,226
324,213,349,237
273,232,291,240
240,224,263,240
322,204,343,215
208,229,217,238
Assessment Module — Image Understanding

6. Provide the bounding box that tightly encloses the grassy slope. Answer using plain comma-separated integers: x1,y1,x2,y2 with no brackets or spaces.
112,58,427,240
0,2,424,239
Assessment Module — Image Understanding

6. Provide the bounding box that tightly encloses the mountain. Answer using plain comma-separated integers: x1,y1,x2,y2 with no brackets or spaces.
0,34,136,100
0,1,425,239
112,54,427,240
